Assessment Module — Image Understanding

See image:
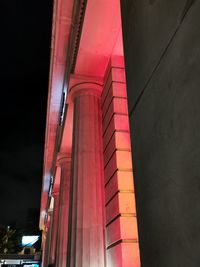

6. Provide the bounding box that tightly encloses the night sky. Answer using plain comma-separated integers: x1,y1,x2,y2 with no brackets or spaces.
0,1,53,229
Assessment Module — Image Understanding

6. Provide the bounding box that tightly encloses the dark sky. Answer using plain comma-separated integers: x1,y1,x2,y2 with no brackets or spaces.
0,1,53,229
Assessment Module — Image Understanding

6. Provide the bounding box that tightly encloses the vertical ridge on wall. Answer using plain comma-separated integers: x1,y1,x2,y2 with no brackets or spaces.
101,56,140,267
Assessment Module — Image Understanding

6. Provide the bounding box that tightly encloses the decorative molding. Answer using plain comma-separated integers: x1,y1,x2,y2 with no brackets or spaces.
70,0,87,73
56,152,72,167
68,74,103,101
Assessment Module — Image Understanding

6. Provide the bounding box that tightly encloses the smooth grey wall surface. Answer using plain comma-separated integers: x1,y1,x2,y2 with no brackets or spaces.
121,0,200,266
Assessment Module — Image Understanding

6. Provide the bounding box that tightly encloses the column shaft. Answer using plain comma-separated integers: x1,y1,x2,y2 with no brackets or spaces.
69,87,105,267
49,191,60,265
56,156,71,267
43,217,52,267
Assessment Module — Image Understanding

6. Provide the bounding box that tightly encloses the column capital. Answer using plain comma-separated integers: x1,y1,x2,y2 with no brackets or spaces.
48,198,54,214
45,216,51,232
56,152,71,167
69,74,103,101
51,186,60,198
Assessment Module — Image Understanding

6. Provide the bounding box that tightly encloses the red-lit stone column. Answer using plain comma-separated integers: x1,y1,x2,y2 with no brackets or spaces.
55,154,71,267
68,81,105,267
49,186,60,265
41,231,47,267
43,215,52,267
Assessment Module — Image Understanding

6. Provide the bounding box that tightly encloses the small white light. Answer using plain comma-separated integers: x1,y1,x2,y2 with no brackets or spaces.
22,236,39,246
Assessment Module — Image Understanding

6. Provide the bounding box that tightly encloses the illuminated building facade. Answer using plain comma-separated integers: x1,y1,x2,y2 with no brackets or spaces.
40,0,200,266
40,0,140,266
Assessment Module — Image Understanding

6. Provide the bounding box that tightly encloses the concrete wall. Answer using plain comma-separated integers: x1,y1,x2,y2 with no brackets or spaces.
121,0,200,266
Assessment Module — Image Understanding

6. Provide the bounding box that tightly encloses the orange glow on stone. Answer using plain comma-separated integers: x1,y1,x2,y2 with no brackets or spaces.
102,55,140,266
